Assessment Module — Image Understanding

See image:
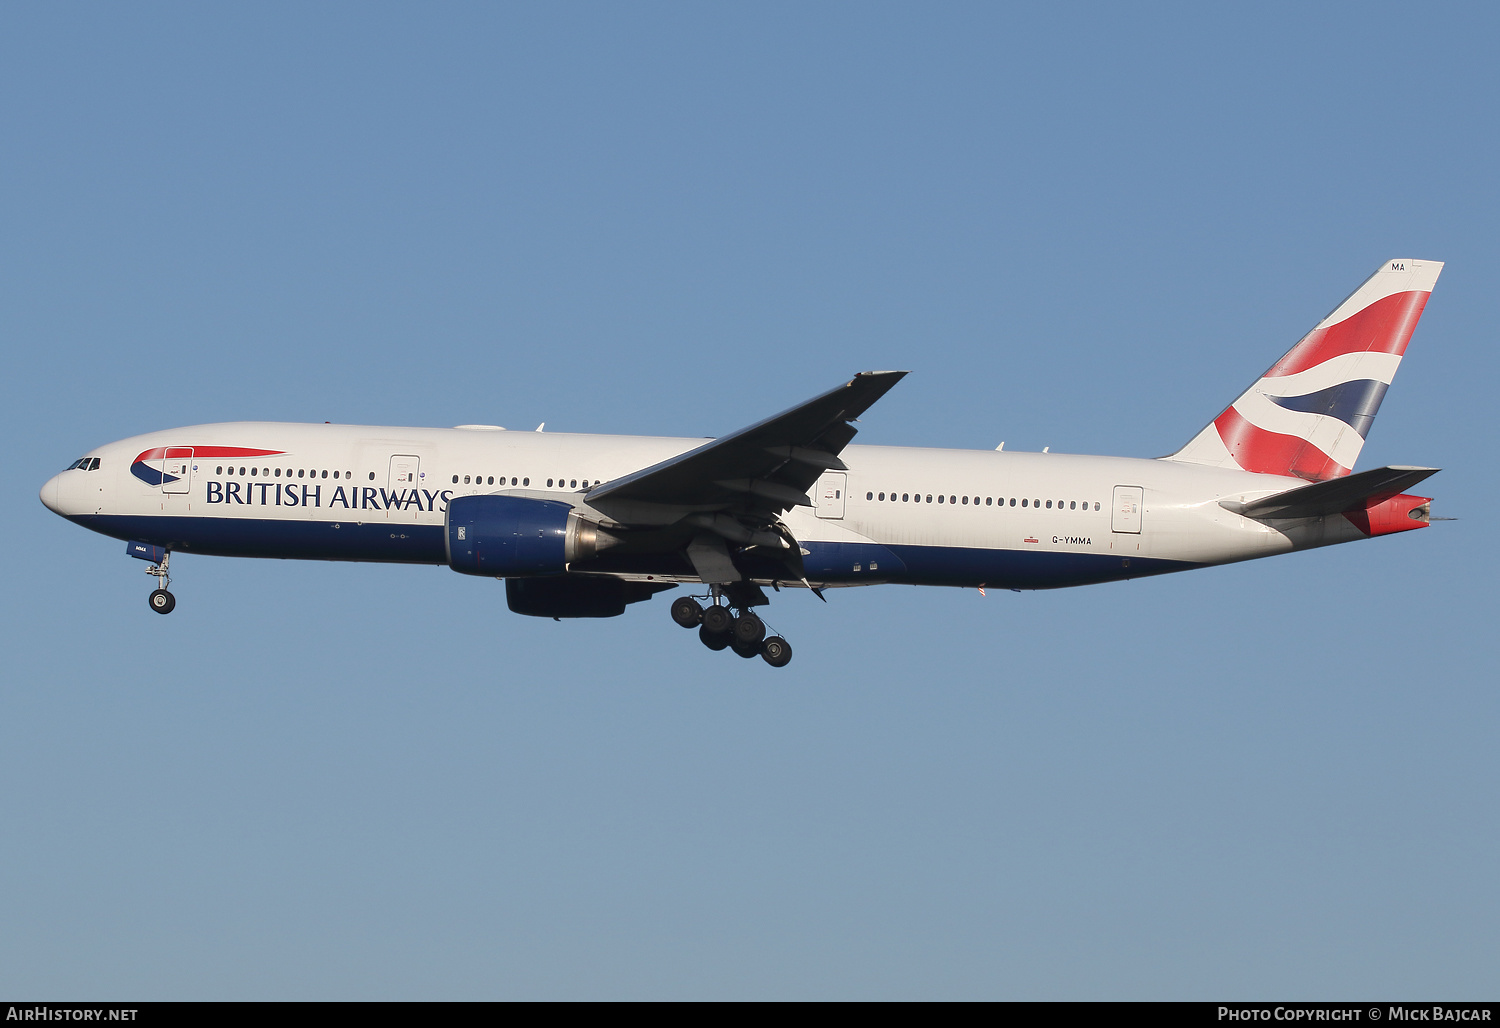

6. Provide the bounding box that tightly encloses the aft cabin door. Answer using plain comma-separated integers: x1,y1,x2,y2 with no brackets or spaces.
1112,485,1143,533
388,454,421,489
815,472,846,519
161,447,192,495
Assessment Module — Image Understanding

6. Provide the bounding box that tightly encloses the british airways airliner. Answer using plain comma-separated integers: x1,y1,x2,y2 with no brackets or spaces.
41,259,1442,667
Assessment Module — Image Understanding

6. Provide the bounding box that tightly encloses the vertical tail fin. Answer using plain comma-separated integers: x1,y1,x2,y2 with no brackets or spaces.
1167,259,1442,481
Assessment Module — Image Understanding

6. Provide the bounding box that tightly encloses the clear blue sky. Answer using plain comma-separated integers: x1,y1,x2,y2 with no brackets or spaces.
3,3,1497,999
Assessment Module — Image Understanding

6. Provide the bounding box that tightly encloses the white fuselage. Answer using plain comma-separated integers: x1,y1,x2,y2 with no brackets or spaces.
41,421,1368,591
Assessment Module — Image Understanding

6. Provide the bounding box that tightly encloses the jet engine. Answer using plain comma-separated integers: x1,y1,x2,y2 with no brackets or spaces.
445,495,618,577
506,575,675,618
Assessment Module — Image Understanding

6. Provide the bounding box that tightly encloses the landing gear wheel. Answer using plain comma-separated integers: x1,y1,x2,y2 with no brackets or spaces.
732,613,766,646
670,596,703,628
730,636,761,659
148,589,176,615
699,624,730,651
700,604,732,635
760,636,792,667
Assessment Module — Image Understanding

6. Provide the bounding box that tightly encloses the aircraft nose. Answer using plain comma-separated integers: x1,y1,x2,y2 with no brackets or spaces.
40,473,62,514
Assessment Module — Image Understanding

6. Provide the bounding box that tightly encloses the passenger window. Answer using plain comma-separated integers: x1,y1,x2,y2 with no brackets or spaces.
333,471,340,479
925,494,933,503
961,496,968,504
1008,497,1015,506
938,495,944,504
523,478,530,486
867,492,874,500
1021,498,1028,507
464,475,470,484
986,497,992,506
320,470,327,479
216,466,223,475
1094,502,1101,510
902,493,909,502
571,479,578,488
1046,500,1052,508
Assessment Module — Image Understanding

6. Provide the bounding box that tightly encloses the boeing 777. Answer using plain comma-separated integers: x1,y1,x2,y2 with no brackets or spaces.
41,259,1443,667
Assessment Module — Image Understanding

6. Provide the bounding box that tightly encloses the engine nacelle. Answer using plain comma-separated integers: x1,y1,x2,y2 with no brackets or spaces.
506,575,674,618
446,494,611,577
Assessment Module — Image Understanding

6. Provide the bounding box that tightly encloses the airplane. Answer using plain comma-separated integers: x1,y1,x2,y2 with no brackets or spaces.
40,258,1443,668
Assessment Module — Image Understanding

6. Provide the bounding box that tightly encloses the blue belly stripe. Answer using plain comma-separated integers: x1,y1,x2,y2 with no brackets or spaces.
72,514,449,564
68,513,1196,588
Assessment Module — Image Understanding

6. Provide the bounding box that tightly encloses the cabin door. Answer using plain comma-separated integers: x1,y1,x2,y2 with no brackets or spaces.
1112,485,1143,533
161,447,193,495
815,472,847,519
388,454,421,491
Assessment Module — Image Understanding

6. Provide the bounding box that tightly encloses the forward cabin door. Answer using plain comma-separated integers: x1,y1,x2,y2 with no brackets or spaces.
1112,485,1143,533
388,454,421,494
161,447,193,495
815,472,846,519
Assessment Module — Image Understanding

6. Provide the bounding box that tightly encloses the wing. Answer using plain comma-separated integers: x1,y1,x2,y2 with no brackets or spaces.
585,371,907,526
1223,464,1439,519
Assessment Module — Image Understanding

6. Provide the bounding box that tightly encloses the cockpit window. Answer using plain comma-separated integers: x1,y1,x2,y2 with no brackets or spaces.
65,457,100,471
87,457,100,470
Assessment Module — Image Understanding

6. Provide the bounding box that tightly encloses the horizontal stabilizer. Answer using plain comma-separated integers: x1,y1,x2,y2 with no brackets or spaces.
1223,465,1439,520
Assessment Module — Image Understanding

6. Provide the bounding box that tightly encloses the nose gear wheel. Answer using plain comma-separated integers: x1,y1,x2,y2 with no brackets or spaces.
144,551,176,614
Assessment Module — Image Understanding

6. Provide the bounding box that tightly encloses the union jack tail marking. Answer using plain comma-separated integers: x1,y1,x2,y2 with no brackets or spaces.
1166,259,1442,481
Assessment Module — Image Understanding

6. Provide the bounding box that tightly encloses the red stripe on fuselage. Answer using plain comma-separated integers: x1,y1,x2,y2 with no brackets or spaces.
1214,407,1350,482
133,446,286,464
1265,290,1430,378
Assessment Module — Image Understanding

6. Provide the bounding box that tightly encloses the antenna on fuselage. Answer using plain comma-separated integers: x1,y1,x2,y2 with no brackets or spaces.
996,441,1004,451
535,423,545,432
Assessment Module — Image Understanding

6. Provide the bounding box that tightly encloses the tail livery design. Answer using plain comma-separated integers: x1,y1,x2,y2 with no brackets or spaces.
1168,259,1442,481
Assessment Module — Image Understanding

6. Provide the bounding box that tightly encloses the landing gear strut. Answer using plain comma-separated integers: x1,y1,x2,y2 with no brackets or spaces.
669,587,792,667
146,551,175,615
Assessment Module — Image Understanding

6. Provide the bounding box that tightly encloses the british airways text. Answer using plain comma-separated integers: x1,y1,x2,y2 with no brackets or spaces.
205,483,454,511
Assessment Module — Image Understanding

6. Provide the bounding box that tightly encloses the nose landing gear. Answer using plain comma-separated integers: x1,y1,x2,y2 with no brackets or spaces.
145,551,175,615
669,587,792,667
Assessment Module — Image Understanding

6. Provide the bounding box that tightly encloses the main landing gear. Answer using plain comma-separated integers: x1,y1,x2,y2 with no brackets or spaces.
670,592,793,668
146,552,176,615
